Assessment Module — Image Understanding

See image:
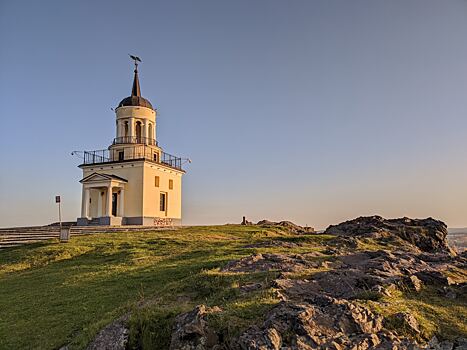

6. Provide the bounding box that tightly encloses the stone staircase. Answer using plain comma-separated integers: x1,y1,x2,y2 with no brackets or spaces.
0,224,177,249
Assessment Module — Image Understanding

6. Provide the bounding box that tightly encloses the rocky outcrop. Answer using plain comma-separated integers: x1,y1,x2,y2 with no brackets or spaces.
172,298,422,350
242,240,302,249
325,216,455,255
237,298,385,349
221,253,322,273
166,217,466,350
169,305,221,350
257,220,315,234
274,249,463,302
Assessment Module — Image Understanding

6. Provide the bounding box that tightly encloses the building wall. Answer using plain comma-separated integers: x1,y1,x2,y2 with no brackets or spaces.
82,161,144,217
81,160,183,220
142,162,183,219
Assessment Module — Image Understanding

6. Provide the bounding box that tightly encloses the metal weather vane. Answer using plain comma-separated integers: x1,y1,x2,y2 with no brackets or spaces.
129,54,142,70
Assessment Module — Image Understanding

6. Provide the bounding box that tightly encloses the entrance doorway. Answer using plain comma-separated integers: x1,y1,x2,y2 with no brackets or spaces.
112,193,118,216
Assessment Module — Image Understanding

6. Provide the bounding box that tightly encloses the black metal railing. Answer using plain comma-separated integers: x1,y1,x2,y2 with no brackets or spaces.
82,147,183,170
113,136,158,146
83,150,110,164
161,152,182,170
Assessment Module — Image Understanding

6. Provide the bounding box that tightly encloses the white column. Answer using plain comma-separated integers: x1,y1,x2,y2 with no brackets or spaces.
81,187,90,218
97,191,103,217
118,188,125,217
117,121,123,138
106,185,113,217
128,118,135,138
144,122,149,143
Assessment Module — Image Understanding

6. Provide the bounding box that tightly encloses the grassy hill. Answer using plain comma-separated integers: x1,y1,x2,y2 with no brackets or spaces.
0,225,465,349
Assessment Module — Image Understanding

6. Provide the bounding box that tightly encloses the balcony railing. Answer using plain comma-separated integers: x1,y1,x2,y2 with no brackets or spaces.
82,146,183,170
113,136,158,146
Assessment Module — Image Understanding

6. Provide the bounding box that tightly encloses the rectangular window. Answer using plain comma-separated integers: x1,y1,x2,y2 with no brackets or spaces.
169,179,173,190
160,192,167,212
118,151,124,161
153,153,158,162
155,176,160,187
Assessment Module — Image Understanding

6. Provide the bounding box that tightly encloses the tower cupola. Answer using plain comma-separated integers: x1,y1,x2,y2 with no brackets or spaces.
114,56,157,144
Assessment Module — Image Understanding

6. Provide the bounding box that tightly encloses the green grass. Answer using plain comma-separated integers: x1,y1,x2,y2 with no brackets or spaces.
362,288,467,340
0,225,328,349
0,225,465,349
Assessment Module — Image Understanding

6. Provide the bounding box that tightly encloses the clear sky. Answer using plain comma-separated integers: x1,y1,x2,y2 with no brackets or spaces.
1,0,467,229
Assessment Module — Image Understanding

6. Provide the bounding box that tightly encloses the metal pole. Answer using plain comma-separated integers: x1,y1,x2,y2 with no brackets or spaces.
59,201,62,230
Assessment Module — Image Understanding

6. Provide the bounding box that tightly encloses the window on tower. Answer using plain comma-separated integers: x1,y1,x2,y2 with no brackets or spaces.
155,176,160,187
169,179,173,190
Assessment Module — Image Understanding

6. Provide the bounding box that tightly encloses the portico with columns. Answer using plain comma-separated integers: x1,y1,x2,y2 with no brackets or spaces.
80,173,127,225
76,57,185,226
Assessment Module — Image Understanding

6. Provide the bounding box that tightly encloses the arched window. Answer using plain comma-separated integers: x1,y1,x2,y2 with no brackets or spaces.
124,121,129,138
136,121,142,143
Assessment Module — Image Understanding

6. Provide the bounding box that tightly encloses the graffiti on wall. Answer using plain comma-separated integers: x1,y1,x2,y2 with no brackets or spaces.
154,218,174,227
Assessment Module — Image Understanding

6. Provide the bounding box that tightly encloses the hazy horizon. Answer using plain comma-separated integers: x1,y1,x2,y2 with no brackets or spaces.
1,0,467,230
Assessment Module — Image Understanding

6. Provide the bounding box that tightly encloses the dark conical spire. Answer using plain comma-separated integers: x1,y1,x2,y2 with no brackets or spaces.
117,55,153,110
131,66,141,97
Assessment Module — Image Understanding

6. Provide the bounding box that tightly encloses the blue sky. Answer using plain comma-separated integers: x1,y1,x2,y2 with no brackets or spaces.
1,0,467,229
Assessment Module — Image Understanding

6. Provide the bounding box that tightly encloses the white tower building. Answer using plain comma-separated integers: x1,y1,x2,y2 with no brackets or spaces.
77,59,185,226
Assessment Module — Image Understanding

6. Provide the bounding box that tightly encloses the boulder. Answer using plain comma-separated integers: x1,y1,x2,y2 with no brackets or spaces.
414,270,453,286
169,305,221,350
325,216,455,255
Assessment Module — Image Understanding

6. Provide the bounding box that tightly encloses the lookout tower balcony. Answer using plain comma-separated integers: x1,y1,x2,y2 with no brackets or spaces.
80,146,183,171
113,136,158,146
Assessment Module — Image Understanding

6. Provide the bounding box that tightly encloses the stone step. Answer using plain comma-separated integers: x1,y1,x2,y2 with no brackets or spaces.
0,232,59,236
0,236,58,242
0,244,22,249
0,230,59,236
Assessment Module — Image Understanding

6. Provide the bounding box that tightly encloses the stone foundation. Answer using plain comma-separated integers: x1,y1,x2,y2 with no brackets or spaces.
77,216,181,227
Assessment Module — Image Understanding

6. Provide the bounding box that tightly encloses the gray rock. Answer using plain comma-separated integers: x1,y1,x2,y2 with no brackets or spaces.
407,275,423,292
438,340,455,350
237,299,384,349
86,315,129,350
169,305,221,350
394,312,420,335
414,270,453,286
221,253,319,273
454,337,467,350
